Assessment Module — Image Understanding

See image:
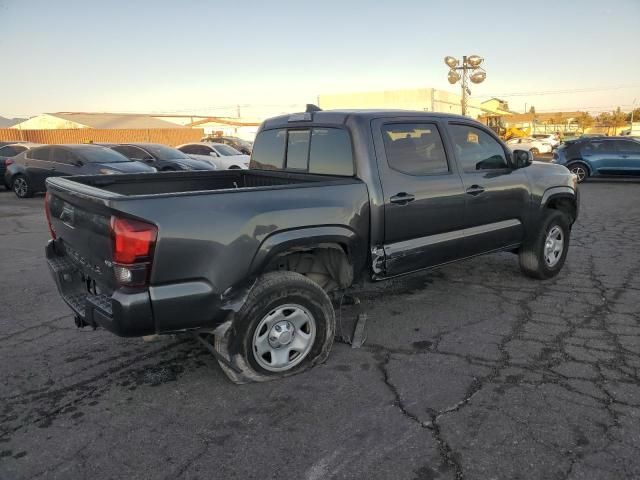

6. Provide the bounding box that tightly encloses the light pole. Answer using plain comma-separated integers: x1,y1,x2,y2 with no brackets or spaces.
444,55,486,116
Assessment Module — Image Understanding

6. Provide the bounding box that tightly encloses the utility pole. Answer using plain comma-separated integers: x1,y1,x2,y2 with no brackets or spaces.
236,104,241,118
444,55,486,116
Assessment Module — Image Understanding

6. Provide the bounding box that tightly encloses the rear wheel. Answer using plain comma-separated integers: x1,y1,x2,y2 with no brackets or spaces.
568,162,589,183
519,210,570,279
214,271,335,383
12,175,33,198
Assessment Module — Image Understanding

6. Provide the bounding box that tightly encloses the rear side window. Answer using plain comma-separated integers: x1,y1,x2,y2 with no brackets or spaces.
29,147,51,161
0,145,26,157
251,129,286,170
251,128,353,175
615,140,640,153
51,148,79,165
382,123,448,175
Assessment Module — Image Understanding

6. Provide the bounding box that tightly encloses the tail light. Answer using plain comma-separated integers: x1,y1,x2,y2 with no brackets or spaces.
110,217,157,287
44,192,56,239
5,159,14,166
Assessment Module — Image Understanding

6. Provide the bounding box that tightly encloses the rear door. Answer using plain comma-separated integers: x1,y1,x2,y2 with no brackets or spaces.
581,139,618,174
25,146,54,191
445,122,530,256
373,118,466,276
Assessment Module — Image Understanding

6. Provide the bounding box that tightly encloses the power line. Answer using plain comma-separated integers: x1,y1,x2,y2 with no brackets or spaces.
477,85,640,98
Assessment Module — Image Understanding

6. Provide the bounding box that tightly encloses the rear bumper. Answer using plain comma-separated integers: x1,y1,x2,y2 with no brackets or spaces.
46,240,156,337
46,240,230,337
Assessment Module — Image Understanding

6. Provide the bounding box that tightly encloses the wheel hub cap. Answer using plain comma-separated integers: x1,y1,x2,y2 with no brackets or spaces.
252,304,317,372
268,320,294,348
544,225,564,267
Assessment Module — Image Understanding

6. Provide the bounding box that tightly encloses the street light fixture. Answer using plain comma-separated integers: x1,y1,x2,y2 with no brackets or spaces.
444,55,486,115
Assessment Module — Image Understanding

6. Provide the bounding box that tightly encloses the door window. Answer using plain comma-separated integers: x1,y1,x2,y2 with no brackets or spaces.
615,140,640,154
51,148,80,165
382,123,448,175
308,128,353,176
449,124,509,171
114,146,153,160
28,147,52,161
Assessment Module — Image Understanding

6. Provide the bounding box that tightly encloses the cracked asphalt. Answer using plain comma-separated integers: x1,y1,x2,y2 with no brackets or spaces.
1,179,639,480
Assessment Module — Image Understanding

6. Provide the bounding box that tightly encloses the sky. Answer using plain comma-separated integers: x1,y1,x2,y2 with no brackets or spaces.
1,0,639,119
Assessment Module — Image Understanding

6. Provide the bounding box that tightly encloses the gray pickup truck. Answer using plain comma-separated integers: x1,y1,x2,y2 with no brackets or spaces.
45,108,578,382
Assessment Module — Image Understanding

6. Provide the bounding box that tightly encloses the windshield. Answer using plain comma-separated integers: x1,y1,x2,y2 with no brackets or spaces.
74,146,132,163
142,144,190,161
212,144,242,156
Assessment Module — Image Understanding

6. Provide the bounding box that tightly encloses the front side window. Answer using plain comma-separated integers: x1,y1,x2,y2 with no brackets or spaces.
212,144,242,156
449,124,508,171
615,140,640,154
29,147,52,161
51,148,80,165
382,123,448,175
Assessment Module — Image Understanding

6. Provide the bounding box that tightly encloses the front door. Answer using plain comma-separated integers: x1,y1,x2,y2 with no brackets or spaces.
614,139,640,175
444,122,530,257
373,118,467,277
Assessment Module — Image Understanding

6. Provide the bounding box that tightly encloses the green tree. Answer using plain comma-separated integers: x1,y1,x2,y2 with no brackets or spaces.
576,112,593,133
611,107,627,128
529,106,536,114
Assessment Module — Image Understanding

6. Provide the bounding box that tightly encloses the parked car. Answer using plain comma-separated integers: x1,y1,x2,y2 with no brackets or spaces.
44,108,578,383
5,144,157,198
506,137,553,155
176,142,250,169
531,133,560,148
551,136,640,182
201,136,253,154
0,142,42,188
108,143,217,171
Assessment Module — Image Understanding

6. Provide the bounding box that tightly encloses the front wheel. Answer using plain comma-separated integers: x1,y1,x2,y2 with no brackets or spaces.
215,271,335,383
519,210,570,279
568,162,589,183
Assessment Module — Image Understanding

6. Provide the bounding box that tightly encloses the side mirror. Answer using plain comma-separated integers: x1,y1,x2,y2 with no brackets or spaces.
209,151,219,157
512,149,533,169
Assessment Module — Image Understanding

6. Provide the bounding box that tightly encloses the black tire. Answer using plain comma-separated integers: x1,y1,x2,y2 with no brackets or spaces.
519,210,571,280
229,165,241,169
568,162,589,183
215,271,335,383
12,175,33,198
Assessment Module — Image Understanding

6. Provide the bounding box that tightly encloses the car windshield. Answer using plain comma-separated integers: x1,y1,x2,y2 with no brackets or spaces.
73,146,132,163
212,144,242,156
140,144,190,161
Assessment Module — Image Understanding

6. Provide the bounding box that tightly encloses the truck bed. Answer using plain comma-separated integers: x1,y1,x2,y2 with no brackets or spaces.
56,169,349,197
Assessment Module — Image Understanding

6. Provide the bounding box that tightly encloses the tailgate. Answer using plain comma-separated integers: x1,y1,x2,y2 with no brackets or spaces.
47,191,117,292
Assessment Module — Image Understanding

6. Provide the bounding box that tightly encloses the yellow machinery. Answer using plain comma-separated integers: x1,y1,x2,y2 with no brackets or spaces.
480,115,530,141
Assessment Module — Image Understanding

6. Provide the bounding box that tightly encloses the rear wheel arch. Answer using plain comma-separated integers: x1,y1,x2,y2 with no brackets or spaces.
250,228,359,291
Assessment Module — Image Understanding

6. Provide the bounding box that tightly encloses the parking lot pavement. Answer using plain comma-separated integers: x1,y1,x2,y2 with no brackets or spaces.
1,181,639,480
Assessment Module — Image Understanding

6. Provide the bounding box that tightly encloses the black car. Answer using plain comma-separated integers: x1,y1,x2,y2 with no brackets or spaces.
0,142,42,189
201,135,253,155
5,144,157,198
109,143,216,171
45,108,578,383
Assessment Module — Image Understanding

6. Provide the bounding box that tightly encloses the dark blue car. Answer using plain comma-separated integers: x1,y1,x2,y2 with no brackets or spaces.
552,136,640,183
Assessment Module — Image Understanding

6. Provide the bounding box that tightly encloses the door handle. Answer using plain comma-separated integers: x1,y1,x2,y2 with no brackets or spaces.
466,185,485,196
390,193,415,205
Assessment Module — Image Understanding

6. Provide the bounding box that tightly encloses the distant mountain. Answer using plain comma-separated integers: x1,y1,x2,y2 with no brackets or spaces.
0,116,25,128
